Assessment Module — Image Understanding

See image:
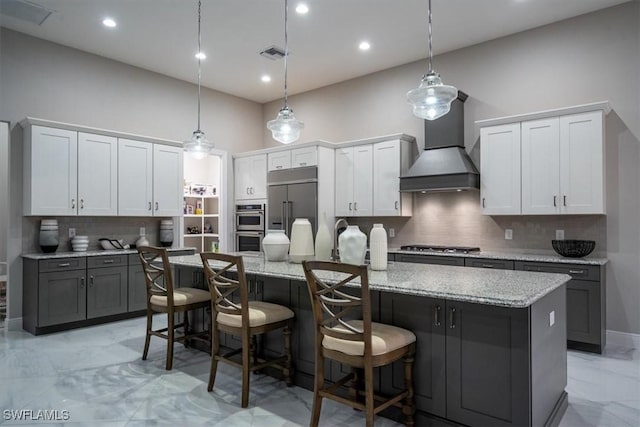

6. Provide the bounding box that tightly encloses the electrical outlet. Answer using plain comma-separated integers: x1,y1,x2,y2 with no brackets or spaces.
68,228,76,238
505,229,513,240
139,227,146,236
389,228,395,238
555,229,565,240
549,310,555,327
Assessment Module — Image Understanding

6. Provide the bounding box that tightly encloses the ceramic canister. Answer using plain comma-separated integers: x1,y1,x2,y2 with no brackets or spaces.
289,218,314,263
339,225,367,265
314,212,332,261
262,229,290,261
369,224,388,271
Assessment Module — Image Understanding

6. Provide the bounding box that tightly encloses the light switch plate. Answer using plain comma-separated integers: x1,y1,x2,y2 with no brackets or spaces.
69,228,76,238
549,310,555,327
505,229,513,240
556,229,565,240
389,228,395,238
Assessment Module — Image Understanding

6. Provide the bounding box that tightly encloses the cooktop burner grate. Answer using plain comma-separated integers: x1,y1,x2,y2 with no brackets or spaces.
400,244,481,254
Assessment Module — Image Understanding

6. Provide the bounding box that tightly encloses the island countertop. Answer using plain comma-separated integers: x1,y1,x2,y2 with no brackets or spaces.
168,253,570,308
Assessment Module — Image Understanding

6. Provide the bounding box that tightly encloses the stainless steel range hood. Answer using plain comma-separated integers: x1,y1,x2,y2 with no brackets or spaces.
400,91,480,192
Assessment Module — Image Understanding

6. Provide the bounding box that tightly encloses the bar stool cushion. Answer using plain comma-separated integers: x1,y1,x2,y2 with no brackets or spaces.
150,288,211,307
323,320,416,356
216,301,294,328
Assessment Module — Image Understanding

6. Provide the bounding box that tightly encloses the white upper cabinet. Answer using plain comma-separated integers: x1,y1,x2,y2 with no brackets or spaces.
235,154,267,200
335,147,355,216
24,125,78,216
352,145,373,216
290,146,317,168
153,144,184,216
373,139,413,216
267,151,291,171
480,123,522,215
479,104,607,216
118,139,153,216
77,132,118,216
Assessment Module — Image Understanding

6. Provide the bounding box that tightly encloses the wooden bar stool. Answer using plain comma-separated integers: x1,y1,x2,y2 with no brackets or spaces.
302,261,416,427
200,252,294,408
138,246,211,370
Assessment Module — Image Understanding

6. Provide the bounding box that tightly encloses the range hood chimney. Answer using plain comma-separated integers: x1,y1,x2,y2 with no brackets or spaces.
400,91,480,192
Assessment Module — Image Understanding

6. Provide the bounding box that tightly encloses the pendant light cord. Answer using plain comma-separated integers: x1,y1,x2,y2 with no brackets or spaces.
197,0,202,132
283,0,289,108
428,0,433,73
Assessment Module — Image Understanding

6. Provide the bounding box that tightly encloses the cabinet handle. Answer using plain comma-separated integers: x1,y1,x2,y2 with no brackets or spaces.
80,277,85,288
354,202,358,211
568,270,585,275
300,162,307,166
276,165,282,169
449,307,456,329
348,202,352,211
71,199,76,209
553,195,557,207
482,198,486,208
80,199,84,209
563,195,567,206
148,202,152,211
155,202,159,211
395,201,398,210
246,187,250,195
103,259,115,264
89,275,94,287
58,263,71,267
434,305,441,327
481,264,494,268
251,187,254,195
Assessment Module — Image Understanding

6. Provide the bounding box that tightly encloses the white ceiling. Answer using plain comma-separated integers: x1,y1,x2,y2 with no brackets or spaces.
0,0,630,103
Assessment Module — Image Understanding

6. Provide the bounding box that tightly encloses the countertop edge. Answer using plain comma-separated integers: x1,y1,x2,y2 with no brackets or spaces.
22,247,197,260
390,249,608,265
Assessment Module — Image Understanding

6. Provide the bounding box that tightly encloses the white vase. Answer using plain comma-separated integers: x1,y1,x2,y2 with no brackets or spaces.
136,235,149,248
339,225,367,265
369,224,388,271
289,218,314,263
262,229,290,261
314,212,332,261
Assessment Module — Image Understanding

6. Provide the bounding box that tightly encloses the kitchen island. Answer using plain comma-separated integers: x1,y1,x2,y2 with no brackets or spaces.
169,254,570,427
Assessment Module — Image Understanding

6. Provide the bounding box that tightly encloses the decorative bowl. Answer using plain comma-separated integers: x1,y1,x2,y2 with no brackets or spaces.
551,240,595,258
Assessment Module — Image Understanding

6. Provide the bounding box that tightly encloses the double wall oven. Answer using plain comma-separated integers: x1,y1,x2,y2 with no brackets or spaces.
235,203,265,252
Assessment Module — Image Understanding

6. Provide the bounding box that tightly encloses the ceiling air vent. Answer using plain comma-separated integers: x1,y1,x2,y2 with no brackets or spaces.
259,45,286,60
0,0,53,25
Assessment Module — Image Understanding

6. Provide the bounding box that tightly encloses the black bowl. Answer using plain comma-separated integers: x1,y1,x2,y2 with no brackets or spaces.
551,240,595,258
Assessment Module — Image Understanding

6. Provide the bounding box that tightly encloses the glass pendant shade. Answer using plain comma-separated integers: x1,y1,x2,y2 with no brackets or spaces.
407,71,457,120
183,130,212,160
267,106,304,144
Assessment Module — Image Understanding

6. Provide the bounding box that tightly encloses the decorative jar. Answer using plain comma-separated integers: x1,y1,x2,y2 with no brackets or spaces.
369,224,388,271
289,218,314,263
39,219,59,253
314,212,332,261
262,229,290,261
339,225,367,265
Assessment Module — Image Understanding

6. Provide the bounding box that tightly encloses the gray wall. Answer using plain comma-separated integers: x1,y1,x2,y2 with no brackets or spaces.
0,28,265,324
263,3,640,335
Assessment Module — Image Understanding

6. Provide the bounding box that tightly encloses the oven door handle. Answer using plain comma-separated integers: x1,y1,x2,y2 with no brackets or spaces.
235,231,264,236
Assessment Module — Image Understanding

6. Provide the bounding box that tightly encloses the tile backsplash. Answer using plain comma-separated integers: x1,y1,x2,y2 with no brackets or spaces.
23,216,175,254
346,192,606,256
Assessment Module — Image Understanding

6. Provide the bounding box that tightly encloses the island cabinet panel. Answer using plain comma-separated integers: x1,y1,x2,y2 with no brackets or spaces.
290,280,317,380
38,270,87,327
256,276,291,361
86,266,127,319
396,254,464,266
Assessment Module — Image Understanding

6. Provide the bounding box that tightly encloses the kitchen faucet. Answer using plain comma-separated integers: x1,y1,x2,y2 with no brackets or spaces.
332,218,349,261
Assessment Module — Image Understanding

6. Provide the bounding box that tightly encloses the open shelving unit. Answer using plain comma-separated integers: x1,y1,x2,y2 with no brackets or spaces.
183,194,219,253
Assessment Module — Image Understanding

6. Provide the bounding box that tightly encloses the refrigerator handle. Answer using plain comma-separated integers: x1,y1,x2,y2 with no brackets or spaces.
287,201,293,231
281,201,287,233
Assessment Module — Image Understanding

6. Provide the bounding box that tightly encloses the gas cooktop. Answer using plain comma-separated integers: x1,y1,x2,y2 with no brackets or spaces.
399,245,481,254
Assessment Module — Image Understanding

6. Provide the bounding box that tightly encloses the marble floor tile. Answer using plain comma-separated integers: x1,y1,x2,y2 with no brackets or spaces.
1,317,638,426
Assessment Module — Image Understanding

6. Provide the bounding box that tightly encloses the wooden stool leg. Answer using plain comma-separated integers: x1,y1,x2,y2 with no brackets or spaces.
283,323,293,386
166,312,175,371
251,335,259,371
183,311,190,348
350,367,362,407
310,351,324,427
364,365,375,427
241,332,251,408
208,328,220,392
403,355,416,427
142,309,152,360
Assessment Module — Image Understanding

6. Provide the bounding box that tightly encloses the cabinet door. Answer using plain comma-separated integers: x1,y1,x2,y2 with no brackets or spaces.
352,144,373,216
38,270,86,326
521,118,560,214
480,124,521,215
373,140,400,216
128,263,148,312
118,139,153,216
446,301,530,427
257,276,291,360
290,280,316,376
379,293,446,417
153,144,184,216
334,147,354,217
560,111,605,214
234,157,252,200
268,151,291,171
77,133,118,216
87,266,128,318
566,279,601,345
291,146,317,168
249,154,268,199
26,126,78,216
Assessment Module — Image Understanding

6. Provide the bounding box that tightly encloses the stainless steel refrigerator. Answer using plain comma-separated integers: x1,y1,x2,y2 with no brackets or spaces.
267,166,318,237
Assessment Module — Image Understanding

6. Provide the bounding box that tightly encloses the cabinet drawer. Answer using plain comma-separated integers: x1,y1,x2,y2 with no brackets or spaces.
464,258,514,270
514,261,600,281
87,255,127,268
38,257,86,273
397,254,465,266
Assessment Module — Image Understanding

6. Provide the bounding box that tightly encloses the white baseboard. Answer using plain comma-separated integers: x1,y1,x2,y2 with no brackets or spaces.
607,329,640,349
5,317,22,331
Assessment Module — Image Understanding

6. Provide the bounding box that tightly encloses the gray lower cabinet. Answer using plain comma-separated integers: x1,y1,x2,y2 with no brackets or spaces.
396,254,465,266
257,275,291,361
87,266,128,319
38,269,87,327
127,257,147,312
515,261,605,352
464,257,514,270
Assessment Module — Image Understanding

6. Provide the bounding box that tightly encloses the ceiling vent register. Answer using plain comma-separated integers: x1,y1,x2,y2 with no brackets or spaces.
259,45,286,60
0,0,53,25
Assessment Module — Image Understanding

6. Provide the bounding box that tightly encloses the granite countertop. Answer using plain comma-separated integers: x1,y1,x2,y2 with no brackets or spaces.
390,249,608,265
22,247,197,260
168,253,570,308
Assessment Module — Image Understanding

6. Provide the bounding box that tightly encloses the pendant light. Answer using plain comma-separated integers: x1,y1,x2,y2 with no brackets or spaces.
267,0,304,144
407,0,457,120
183,0,214,159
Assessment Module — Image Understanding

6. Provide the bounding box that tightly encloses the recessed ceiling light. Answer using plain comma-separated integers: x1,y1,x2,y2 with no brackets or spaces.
261,75,272,83
195,52,206,60
102,18,116,28
296,3,309,14
359,41,371,51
